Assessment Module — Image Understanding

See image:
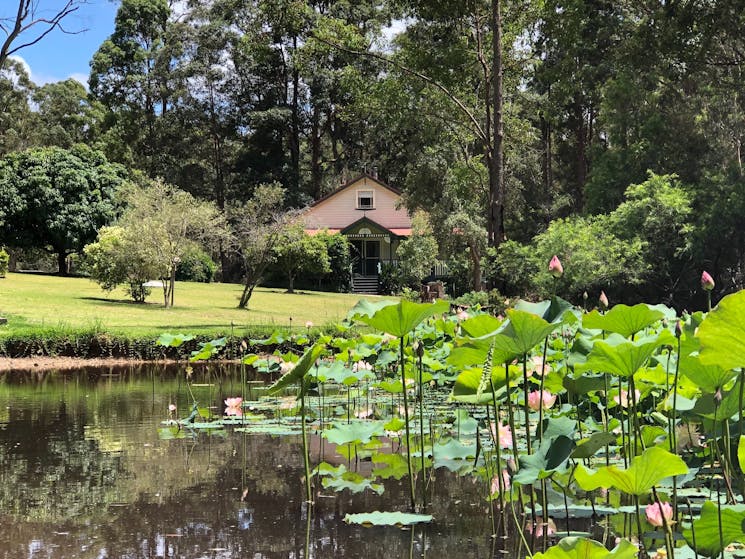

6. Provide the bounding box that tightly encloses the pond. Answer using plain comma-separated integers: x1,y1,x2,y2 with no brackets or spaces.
0,364,514,559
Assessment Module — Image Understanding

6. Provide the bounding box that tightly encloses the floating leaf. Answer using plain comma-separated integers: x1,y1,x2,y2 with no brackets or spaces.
532,537,638,559
583,304,664,338
372,453,409,480
190,337,227,361
574,446,688,496
343,511,433,526
698,290,745,371
322,420,385,445
683,501,745,557
322,473,384,495
432,439,477,461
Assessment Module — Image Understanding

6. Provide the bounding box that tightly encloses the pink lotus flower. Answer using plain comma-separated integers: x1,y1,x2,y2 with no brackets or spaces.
614,389,641,408
225,397,243,417
599,291,609,309
305,321,314,328
527,517,556,537
456,309,469,321
548,255,563,278
490,422,513,449
490,468,511,495
645,501,673,527
701,271,715,291
531,356,550,376
168,403,177,412
528,390,557,411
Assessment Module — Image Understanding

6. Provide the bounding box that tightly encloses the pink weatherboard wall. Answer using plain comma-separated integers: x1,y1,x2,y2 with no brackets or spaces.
303,175,412,232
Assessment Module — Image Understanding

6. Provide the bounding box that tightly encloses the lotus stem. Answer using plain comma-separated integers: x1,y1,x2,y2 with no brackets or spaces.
300,384,312,504
400,335,416,512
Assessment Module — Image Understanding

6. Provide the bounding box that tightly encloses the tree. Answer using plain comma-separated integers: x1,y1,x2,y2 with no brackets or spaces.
0,145,126,274
271,224,330,294
0,57,34,156
0,1,83,68
396,210,440,285
84,226,158,302
32,79,104,148
118,179,225,307
230,183,299,309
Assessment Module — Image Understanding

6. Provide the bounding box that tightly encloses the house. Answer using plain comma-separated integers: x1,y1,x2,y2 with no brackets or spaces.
303,173,412,293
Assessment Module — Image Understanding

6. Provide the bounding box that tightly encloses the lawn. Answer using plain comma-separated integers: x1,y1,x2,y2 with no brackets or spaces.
0,272,386,338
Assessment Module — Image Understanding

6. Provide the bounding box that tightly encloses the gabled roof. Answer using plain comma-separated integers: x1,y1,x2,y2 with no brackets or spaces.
310,173,401,207
340,216,410,238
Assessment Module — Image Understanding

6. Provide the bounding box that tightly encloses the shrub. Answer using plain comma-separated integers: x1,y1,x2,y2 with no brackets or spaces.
0,248,8,278
176,247,216,283
83,226,157,302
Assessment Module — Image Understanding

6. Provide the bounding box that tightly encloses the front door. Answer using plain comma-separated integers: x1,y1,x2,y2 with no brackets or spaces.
351,239,380,276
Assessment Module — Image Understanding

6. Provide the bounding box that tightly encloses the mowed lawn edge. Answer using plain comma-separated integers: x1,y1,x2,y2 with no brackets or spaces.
0,273,391,338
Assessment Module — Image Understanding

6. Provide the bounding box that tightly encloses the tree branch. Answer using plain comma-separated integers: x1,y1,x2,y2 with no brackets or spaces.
311,33,490,146
1,1,86,68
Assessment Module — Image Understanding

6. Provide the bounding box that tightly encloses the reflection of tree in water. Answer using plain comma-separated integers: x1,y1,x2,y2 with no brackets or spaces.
0,400,124,520
0,367,502,558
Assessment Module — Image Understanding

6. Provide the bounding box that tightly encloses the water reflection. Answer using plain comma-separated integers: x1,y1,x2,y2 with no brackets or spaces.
0,365,503,558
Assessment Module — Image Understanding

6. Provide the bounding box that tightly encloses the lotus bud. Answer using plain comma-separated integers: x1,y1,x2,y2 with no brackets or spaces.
674,320,683,338
701,270,715,291
548,255,563,278
582,291,588,301
599,291,609,309
645,501,673,527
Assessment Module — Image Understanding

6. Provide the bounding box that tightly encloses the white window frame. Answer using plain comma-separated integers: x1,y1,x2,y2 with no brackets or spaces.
356,189,375,210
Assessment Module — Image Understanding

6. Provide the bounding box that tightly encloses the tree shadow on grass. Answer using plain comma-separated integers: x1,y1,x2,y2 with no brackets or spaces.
79,296,161,307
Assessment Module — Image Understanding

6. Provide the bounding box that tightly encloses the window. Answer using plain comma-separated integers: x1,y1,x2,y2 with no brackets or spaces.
357,190,374,209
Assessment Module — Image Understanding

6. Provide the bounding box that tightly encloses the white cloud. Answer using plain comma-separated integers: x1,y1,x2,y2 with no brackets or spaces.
8,55,88,89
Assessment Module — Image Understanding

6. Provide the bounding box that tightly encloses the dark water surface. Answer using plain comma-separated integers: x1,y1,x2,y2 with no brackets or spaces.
0,365,502,559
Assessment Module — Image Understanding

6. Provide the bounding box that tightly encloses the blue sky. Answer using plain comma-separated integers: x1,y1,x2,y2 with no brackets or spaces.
10,0,119,86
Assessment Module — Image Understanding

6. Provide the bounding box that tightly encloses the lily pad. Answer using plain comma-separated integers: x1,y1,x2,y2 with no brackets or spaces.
343,511,433,526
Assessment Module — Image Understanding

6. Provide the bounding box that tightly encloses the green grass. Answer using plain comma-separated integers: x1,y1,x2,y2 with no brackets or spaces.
0,272,388,338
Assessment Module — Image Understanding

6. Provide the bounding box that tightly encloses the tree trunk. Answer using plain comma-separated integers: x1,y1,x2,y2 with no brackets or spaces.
289,35,301,198
487,0,505,249
310,103,322,199
288,272,295,294
170,266,176,307
470,243,482,292
57,252,68,276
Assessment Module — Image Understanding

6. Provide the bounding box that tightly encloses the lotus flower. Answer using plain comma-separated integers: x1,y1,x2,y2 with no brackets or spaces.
305,321,314,328
168,403,177,412
527,518,556,537
490,422,513,449
490,468,511,495
225,397,243,416
599,291,609,309
613,388,641,408
456,309,469,321
528,390,557,411
548,254,564,278
701,270,715,291
548,255,563,278
645,501,673,527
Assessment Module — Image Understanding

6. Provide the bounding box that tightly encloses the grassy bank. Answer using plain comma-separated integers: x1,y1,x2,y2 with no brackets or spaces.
0,273,386,357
